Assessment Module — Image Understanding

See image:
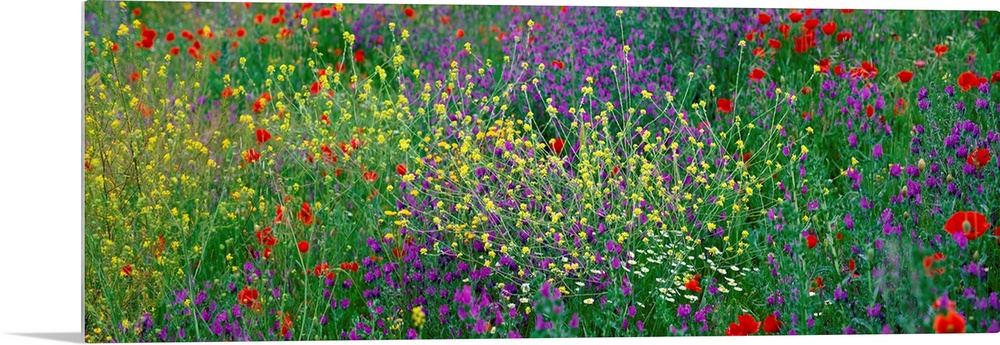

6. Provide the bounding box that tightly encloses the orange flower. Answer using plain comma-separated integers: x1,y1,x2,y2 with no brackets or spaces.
274,205,284,224
243,148,261,163
923,252,945,277
256,227,278,246
810,277,824,292
363,171,378,182
934,44,948,57
297,202,314,226
456,29,464,38
943,211,990,240
934,310,966,333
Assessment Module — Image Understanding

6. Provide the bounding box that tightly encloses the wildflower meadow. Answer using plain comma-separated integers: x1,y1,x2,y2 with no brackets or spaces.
83,2,1000,342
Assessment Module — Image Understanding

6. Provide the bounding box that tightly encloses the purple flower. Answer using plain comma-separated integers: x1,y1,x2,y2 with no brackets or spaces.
872,143,883,158
867,303,882,318
834,285,847,301
953,230,968,249
678,304,692,318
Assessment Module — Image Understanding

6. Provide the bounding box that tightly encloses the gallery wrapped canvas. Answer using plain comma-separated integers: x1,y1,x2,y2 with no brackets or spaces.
84,1,1000,342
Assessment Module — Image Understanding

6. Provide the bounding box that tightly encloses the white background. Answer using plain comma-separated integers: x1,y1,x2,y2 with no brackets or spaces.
0,0,997,344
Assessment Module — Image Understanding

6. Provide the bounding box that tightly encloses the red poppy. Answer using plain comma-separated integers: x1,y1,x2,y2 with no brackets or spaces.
763,313,782,333
256,128,271,145
314,263,330,276
717,98,734,113
821,21,837,35
130,72,141,82
396,164,407,176
944,211,990,240
363,171,378,182
788,11,803,23
243,148,261,163
684,275,702,293
349,49,364,64
836,31,852,43
121,264,133,277
725,314,760,336
298,240,309,253
923,252,946,277
934,44,948,57
804,18,820,30
456,29,464,38
236,27,246,38
753,47,766,58
793,33,815,53
132,7,141,17
749,68,766,82
806,234,818,249
270,15,283,25
992,71,1000,83
768,38,781,50
547,138,566,155
957,71,982,91
310,81,321,95
298,202,314,225
778,23,791,38
392,247,405,258
274,205,284,224
551,60,565,70
849,61,878,79
817,58,830,74
237,286,260,310
742,152,752,163
340,261,360,272
403,7,415,18
866,104,875,118
256,227,278,246
164,31,176,42
758,13,771,25
801,86,812,95
263,247,272,259
966,148,991,170
934,309,966,333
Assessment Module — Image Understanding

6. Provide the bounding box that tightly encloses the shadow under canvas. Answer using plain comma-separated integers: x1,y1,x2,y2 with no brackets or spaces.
9,332,82,343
